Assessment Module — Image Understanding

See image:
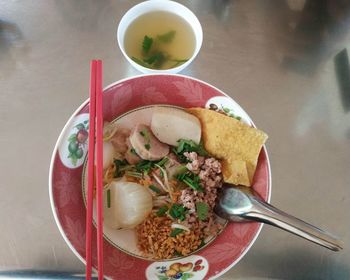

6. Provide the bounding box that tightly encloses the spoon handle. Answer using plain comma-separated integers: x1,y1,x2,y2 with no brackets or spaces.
245,197,343,251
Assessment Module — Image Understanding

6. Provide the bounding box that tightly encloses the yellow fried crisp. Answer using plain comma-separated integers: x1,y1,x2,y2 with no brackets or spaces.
187,108,268,186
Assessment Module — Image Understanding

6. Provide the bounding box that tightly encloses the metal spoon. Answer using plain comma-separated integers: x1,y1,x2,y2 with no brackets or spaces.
214,185,343,251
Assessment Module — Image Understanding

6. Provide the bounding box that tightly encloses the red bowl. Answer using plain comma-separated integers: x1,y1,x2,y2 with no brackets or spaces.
49,74,271,280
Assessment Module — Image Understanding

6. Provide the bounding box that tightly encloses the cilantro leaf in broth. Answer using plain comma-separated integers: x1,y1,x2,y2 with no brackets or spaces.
157,30,176,43
142,35,153,53
131,57,153,68
143,52,166,68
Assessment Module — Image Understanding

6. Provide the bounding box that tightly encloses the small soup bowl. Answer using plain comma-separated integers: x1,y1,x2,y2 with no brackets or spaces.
117,0,203,74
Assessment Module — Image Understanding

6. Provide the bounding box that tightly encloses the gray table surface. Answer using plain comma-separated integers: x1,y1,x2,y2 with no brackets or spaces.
1,0,349,279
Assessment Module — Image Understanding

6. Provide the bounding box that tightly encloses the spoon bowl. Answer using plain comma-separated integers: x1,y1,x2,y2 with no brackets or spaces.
215,184,343,251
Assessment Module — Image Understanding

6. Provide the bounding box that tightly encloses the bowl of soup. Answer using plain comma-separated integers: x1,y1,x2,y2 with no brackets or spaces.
117,0,203,74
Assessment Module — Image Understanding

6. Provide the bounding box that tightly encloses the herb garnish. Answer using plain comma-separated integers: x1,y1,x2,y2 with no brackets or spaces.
196,202,209,221
157,30,176,43
149,184,161,194
130,148,138,155
173,139,208,162
133,31,188,69
169,204,187,221
156,205,169,217
176,171,204,192
125,170,143,178
140,128,151,150
135,160,154,174
143,52,166,68
142,35,153,53
144,143,151,150
114,159,131,177
170,228,184,237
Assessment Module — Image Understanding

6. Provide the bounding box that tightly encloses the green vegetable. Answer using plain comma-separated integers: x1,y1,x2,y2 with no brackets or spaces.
114,159,130,177
169,204,187,221
157,30,176,43
143,52,166,68
130,148,138,155
196,202,209,221
131,56,152,68
170,228,184,237
174,251,183,257
156,157,169,167
107,189,111,208
172,165,188,178
149,184,161,194
199,239,206,248
176,172,204,192
173,139,208,162
135,160,154,174
125,171,143,178
135,158,169,174
156,205,168,216
144,143,151,150
142,35,153,53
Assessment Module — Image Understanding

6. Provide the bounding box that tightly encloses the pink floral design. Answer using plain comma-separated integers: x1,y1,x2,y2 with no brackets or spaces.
173,79,204,104
103,84,133,120
204,242,240,264
141,86,168,104
108,250,135,270
56,170,80,208
64,216,85,253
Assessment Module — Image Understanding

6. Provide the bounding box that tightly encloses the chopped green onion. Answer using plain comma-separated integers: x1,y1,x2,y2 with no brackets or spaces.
149,184,161,194
176,172,204,192
156,205,168,216
125,171,143,178
156,157,169,167
169,204,187,221
170,228,184,237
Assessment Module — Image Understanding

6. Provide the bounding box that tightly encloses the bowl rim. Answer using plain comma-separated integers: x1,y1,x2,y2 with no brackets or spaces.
116,0,203,74
48,73,272,279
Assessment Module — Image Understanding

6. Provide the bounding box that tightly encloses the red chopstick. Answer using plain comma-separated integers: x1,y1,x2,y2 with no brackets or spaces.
86,60,96,280
85,60,104,280
95,60,104,280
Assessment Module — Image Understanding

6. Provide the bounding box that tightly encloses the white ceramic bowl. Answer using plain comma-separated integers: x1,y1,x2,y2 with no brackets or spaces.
117,0,203,74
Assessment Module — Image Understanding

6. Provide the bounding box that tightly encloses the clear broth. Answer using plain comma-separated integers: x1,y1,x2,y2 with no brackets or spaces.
124,11,196,70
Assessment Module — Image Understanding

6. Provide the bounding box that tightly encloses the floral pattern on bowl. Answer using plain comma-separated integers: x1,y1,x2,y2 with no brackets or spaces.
146,255,208,280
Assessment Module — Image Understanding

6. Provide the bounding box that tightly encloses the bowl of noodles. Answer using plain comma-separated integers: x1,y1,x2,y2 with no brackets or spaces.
49,74,271,280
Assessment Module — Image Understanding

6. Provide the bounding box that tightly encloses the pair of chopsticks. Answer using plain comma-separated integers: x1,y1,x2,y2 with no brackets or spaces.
86,60,104,280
